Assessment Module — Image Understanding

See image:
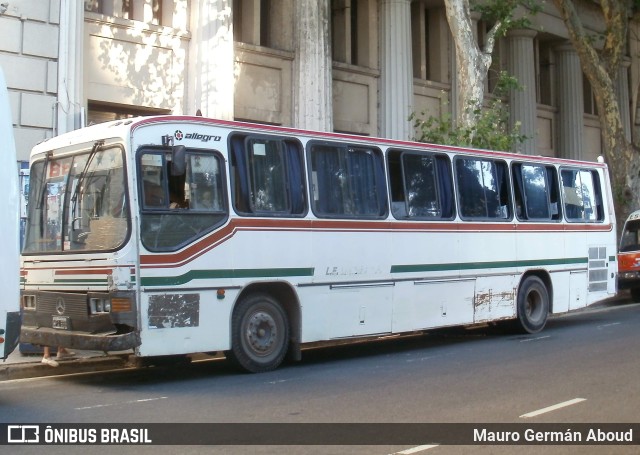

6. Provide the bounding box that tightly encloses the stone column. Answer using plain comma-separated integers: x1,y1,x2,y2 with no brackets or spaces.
188,0,234,119
293,0,332,132
379,0,413,140
507,29,537,154
616,58,632,142
57,0,84,134
555,43,584,160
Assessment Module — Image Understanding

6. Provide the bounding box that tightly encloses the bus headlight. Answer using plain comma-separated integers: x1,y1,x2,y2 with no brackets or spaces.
22,294,36,311
620,272,639,280
89,297,111,314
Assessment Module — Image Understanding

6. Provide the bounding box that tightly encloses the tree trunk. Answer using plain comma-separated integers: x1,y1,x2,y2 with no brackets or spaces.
553,0,640,228
444,0,492,132
593,73,639,226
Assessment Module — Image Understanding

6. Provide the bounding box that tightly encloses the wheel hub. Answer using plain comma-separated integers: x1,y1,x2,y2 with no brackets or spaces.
246,311,277,354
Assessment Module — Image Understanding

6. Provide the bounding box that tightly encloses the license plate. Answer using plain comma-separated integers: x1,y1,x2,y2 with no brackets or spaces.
52,316,69,330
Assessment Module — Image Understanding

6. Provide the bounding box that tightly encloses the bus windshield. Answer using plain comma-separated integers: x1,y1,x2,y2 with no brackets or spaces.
23,142,129,254
620,218,640,253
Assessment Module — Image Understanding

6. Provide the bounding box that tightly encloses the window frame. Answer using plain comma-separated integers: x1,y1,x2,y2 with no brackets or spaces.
387,149,455,221
229,133,307,218
454,155,512,222
307,140,388,220
511,161,561,222
560,167,604,223
137,146,229,252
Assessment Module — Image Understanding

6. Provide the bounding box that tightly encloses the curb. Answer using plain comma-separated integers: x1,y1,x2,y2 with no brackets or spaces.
0,355,129,381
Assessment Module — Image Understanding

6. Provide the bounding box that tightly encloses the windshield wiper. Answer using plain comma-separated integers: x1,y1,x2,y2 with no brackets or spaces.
65,140,105,240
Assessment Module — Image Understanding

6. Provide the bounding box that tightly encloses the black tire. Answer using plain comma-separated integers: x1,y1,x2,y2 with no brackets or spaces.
228,293,289,373
630,288,640,303
515,276,549,334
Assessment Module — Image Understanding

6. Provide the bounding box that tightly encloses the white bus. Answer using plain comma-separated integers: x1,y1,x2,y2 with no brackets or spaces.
19,116,617,372
0,67,20,360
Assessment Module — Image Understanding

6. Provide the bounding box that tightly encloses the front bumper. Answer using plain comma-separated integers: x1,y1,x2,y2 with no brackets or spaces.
617,271,640,290
20,326,140,352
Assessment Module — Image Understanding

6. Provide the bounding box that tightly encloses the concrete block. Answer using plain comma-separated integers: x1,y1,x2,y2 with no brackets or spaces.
23,22,59,59
4,0,50,22
13,127,48,161
20,92,56,128
49,0,61,25
47,61,58,94
0,17,22,53
0,54,47,92
8,90,19,125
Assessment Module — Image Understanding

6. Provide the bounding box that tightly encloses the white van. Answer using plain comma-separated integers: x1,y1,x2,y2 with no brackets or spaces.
0,66,20,359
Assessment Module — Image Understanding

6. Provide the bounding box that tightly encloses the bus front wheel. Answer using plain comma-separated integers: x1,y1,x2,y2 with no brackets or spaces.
515,276,549,334
228,293,289,373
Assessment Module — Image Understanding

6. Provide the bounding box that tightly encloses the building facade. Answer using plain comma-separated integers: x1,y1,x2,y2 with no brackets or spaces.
1,0,639,163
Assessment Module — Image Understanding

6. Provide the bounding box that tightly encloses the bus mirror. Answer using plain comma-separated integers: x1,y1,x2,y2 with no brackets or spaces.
171,145,186,176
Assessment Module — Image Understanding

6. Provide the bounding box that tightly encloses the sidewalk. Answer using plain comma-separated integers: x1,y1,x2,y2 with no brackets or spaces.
0,346,130,381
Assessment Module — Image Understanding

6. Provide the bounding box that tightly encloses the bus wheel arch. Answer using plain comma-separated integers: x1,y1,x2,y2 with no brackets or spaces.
227,282,301,373
515,272,552,334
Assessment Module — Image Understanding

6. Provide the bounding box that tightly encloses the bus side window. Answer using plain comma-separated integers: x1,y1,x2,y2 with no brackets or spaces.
309,143,387,219
547,167,561,220
512,163,559,221
387,152,407,218
230,134,306,217
456,157,511,220
561,168,603,222
187,153,224,212
141,157,167,209
144,181,165,207
387,149,454,220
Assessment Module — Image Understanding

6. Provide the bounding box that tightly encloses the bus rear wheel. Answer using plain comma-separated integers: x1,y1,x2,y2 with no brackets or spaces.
515,276,549,334
228,293,289,373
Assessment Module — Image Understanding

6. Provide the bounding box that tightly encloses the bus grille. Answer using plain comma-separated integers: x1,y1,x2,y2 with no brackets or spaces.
588,247,609,292
38,292,89,320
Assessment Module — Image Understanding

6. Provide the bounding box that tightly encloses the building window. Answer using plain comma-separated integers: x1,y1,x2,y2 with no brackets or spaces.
583,75,598,115
85,0,167,26
411,5,449,83
411,1,429,79
234,0,272,47
122,0,134,19
331,0,374,67
84,0,106,14
87,103,169,126
535,39,554,106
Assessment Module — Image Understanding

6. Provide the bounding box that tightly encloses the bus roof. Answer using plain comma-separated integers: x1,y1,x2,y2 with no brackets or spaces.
31,114,608,169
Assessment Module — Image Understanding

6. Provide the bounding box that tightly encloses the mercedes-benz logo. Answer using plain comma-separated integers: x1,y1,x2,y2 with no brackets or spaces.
55,297,65,315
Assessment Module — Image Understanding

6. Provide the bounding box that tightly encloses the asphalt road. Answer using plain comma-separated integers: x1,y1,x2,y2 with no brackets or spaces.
1,298,639,455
